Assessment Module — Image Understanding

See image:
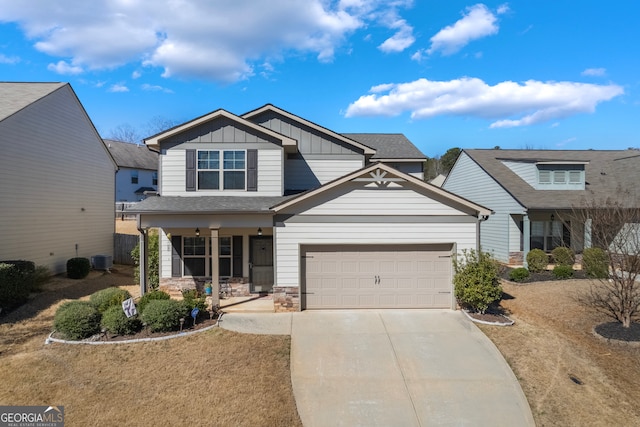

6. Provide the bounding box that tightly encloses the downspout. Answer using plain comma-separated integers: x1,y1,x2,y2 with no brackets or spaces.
137,214,148,297
477,214,489,252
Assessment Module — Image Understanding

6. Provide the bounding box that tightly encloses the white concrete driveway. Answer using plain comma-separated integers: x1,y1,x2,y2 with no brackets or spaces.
290,310,534,427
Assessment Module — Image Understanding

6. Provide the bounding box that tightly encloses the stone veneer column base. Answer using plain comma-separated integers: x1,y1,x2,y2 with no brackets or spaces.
272,286,300,312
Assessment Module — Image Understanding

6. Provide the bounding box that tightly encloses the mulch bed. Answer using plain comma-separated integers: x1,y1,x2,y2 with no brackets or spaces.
464,306,515,326
501,267,588,283
594,322,640,343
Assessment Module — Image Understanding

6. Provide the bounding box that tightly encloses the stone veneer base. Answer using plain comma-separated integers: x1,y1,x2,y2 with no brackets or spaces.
272,286,300,312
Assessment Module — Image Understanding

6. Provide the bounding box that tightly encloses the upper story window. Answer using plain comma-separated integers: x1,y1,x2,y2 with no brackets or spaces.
152,172,158,186
536,164,585,189
197,150,246,190
131,170,139,184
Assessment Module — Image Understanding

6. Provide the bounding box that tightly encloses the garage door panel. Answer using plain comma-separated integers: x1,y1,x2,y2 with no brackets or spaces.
303,244,453,309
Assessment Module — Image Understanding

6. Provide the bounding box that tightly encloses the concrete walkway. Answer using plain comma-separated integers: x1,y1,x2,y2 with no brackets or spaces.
220,310,534,427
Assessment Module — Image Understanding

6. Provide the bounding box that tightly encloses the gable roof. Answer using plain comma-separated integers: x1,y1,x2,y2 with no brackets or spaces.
105,139,158,170
342,133,426,161
242,104,376,155
460,149,640,209
144,108,297,151
0,82,66,122
273,162,491,216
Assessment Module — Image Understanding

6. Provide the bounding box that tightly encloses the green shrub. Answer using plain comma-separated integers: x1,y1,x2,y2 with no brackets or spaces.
0,263,30,311
1,260,35,274
137,290,170,314
31,265,51,291
53,301,101,339
453,249,503,314
551,247,575,266
526,249,548,273
100,305,142,335
508,267,530,282
552,264,574,279
67,257,91,279
141,299,184,332
89,287,132,313
180,289,208,315
582,247,609,278
131,231,159,291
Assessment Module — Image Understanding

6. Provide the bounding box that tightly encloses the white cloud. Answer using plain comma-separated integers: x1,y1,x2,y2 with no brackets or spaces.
345,77,624,128
582,67,606,77
141,83,173,93
47,60,83,75
0,0,414,82
132,70,142,79
497,3,510,15
427,4,500,56
108,83,129,93
0,53,20,64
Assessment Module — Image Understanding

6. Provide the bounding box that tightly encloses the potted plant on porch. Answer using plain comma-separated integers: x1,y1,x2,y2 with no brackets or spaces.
204,282,213,296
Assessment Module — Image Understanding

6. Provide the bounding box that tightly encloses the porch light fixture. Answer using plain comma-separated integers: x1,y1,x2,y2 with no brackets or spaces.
258,227,263,236
195,228,200,237
550,214,555,222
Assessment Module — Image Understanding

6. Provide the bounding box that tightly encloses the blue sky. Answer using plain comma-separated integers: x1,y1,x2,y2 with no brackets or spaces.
1,1,638,157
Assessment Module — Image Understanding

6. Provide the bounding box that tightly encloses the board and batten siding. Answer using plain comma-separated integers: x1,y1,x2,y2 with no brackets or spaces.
160,144,283,196
0,85,115,274
443,152,525,263
275,221,477,288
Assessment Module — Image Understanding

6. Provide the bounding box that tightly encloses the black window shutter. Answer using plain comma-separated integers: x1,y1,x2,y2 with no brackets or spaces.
171,235,182,277
186,149,196,191
232,235,243,277
247,149,258,192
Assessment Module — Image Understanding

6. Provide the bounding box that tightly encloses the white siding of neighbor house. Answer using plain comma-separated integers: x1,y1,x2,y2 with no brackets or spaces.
275,221,477,288
443,152,525,263
0,85,115,274
284,158,364,190
115,167,157,202
160,144,283,196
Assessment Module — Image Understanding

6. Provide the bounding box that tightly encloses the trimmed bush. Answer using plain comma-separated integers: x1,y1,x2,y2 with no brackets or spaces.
509,267,530,282
582,247,609,279
1,260,35,274
137,290,170,314
551,247,575,266
453,249,503,314
67,257,91,279
0,263,30,311
53,301,101,340
90,287,132,313
180,289,208,315
101,305,142,335
553,264,574,279
141,299,184,332
526,249,548,273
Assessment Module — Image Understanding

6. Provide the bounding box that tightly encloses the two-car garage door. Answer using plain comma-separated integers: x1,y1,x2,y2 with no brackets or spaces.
302,244,453,309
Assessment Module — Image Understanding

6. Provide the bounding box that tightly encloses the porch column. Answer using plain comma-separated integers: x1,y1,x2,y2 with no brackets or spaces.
523,214,530,268
138,229,148,296
210,229,219,288
584,218,592,249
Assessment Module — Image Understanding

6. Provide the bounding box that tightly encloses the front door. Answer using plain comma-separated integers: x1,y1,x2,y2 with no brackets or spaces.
250,236,274,293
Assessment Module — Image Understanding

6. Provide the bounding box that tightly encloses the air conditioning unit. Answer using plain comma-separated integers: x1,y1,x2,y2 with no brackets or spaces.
92,255,113,271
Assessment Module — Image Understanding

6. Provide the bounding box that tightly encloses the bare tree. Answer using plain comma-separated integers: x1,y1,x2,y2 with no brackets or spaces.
107,123,141,144
145,115,180,137
570,191,640,328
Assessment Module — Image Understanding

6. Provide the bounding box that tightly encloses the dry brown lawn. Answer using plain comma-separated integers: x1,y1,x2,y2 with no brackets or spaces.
479,279,640,427
115,219,140,235
0,266,301,427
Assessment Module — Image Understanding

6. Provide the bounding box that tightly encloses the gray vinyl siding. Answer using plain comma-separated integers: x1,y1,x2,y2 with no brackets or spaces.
0,85,115,274
382,162,424,180
284,158,363,190
502,161,537,187
162,115,281,146
249,112,365,156
160,144,282,196
275,221,476,288
443,152,525,263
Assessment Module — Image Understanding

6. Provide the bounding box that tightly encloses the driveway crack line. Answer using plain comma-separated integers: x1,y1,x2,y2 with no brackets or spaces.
379,312,422,427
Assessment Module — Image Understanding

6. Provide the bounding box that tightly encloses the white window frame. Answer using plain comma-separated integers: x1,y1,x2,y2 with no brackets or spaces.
183,236,208,277
131,170,139,184
196,149,246,191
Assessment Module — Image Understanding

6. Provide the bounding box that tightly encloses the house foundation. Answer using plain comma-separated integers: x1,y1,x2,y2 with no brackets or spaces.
272,286,300,312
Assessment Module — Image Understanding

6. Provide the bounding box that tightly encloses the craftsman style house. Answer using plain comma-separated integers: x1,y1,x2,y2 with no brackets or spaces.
130,105,491,311
443,149,640,265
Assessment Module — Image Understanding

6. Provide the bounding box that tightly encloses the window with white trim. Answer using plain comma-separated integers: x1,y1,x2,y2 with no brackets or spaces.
183,237,206,276
131,170,139,184
537,165,585,188
197,150,245,190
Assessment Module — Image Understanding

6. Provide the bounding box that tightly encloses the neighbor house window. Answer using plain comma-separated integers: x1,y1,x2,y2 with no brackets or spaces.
537,164,584,187
131,170,139,184
152,172,158,186
197,150,245,190
183,237,206,276
531,221,568,252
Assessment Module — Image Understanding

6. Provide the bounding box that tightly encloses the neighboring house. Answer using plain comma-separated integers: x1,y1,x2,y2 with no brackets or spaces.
443,149,640,265
106,139,159,202
130,104,491,311
0,82,117,274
